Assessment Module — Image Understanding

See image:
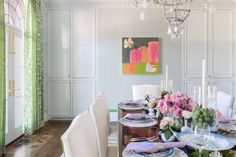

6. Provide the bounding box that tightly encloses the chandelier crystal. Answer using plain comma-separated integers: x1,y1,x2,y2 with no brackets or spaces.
134,0,193,40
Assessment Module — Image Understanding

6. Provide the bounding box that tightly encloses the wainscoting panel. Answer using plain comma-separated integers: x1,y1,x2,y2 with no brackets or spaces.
47,10,70,45
48,81,71,117
184,9,207,78
210,10,233,78
72,45,96,78
48,45,70,78
72,10,96,44
72,80,96,116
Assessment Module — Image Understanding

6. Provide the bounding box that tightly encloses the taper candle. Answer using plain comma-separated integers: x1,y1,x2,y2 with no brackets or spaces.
165,65,168,90
193,86,197,102
202,59,207,108
198,86,202,105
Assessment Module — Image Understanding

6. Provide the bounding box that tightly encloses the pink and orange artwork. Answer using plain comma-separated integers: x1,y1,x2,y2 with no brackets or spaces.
122,37,159,74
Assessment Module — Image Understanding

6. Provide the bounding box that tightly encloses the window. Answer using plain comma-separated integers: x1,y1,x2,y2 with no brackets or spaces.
4,0,26,29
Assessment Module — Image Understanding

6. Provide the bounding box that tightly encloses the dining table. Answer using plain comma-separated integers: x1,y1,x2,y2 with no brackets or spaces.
118,100,236,157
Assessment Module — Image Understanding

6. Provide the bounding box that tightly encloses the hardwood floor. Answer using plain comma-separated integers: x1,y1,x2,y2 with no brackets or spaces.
2,121,70,157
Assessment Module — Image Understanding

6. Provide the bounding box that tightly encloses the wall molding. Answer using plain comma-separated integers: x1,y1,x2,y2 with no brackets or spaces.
45,1,236,9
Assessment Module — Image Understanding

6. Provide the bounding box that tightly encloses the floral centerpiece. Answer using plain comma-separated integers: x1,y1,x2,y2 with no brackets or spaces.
157,91,193,119
157,91,193,141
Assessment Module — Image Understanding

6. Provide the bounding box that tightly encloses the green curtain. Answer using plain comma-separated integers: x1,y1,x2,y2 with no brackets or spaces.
24,0,44,135
0,0,5,155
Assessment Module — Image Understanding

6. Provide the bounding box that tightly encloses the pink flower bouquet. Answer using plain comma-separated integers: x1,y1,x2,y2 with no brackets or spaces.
157,91,193,119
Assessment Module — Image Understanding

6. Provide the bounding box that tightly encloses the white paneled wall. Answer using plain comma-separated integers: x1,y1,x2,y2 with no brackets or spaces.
183,8,235,99
45,1,236,119
46,9,97,118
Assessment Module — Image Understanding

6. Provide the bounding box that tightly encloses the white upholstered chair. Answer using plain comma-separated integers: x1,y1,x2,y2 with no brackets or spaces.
97,91,118,146
216,91,235,117
132,84,160,100
61,111,99,157
90,95,118,157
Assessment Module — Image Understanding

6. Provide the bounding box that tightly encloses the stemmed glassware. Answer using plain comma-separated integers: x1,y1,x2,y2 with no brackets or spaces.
191,125,210,157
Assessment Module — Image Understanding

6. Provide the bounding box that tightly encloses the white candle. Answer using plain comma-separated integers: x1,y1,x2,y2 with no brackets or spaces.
166,80,169,91
170,80,173,92
208,86,211,102
198,86,202,105
193,86,197,102
163,80,166,91
213,86,217,108
165,65,168,90
202,59,207,108
160,80,164,91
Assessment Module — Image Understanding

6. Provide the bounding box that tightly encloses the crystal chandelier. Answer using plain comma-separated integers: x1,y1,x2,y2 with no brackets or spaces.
134,0,192,40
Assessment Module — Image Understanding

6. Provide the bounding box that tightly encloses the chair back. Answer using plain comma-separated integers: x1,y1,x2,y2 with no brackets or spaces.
61,111,99,157
90,96,109,157
132,84,160,100
217,91,235,117
98,91,111,134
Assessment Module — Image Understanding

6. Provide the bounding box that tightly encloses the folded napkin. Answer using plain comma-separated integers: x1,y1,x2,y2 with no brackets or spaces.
124,141,186,153
219,116,235,123
219,117,230,123
125,113,150,120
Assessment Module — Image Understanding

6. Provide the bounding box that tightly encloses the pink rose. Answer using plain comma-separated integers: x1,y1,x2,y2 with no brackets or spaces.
158,99,164,107
160,119,168,129
176,91,183,97
185,103,193,111
175,109,183,118
170,94,176,100
164,94,171,101
169,107,175,114
183,95,189,100
175,101,182,108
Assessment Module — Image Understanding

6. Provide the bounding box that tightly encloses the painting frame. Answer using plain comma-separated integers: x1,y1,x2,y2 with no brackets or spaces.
122,37,159,75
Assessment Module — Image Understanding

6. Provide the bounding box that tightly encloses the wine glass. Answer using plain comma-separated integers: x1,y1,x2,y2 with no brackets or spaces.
192,125,210,157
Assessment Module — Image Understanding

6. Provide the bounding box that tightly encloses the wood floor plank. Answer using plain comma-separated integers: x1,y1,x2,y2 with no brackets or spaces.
2,121,70,157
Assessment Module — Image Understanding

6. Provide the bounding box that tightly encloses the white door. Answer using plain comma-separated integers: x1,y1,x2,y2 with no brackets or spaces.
5,27,24,144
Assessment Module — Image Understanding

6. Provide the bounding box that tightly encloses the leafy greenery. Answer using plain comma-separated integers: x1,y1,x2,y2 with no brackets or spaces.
189,150,235,157
160,90,170,99
163,127,173,140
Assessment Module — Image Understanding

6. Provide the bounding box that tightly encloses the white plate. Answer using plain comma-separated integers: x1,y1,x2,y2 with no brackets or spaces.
122,148,188,157
119,117,157,128
119,103,145,111
176,132,235,151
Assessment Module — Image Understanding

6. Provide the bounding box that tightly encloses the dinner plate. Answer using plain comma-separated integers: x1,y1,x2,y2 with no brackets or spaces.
122,148,188,157
138,148,174,157
119,100,146,111
176,132,235,151
119,117,157,128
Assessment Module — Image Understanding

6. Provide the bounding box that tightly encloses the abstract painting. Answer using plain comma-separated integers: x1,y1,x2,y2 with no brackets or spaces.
122,37,159,74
